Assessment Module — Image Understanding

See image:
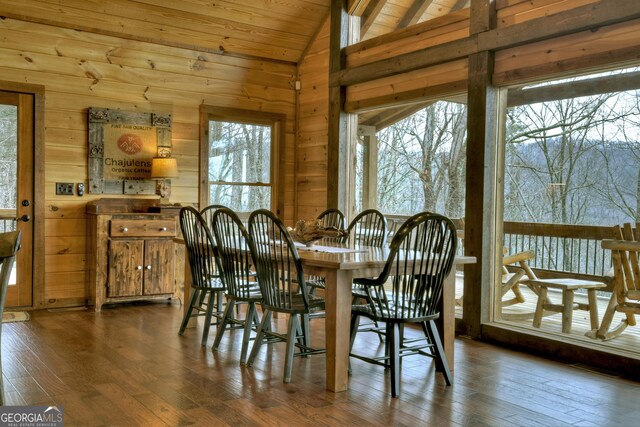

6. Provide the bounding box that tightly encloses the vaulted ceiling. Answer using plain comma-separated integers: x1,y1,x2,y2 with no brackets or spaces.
1,0,469,65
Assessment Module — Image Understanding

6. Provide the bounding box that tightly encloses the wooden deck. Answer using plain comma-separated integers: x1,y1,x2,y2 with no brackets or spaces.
454,273,640,357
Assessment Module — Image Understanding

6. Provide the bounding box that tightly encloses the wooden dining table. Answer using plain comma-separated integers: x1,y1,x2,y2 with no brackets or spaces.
296,244,475,392
179,238,475,393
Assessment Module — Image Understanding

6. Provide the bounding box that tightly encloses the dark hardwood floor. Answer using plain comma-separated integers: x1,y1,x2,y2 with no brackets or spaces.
2,301,640,426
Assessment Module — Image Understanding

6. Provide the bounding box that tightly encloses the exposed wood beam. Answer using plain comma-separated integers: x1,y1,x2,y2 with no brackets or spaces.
335,0,640,87
397,0,434,29
507,70,640,107
494,45,640,86
346,9,470,55
478,0,640,52
470,0,495,34
359,102,434,130
336,37,477,87
360,0,387,37
349,0,372,16
328,0,350,216
463,51,501,338
451,0,470,12
345,80,467,113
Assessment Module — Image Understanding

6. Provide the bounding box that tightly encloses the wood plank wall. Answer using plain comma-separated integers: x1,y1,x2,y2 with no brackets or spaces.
0,15,296,308
296,20,331,220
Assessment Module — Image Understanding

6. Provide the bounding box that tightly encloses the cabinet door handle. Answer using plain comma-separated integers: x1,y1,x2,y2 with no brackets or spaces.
146,265,152,270
161,227,168,231
121,227,128,233
136,265,143,270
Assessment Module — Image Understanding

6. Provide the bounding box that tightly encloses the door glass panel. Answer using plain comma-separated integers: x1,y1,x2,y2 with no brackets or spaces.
0,103,18,286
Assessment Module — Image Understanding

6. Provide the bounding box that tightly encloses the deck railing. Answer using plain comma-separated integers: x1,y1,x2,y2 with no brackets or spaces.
503,221,614,281
0,209,17,233
384,214,615,284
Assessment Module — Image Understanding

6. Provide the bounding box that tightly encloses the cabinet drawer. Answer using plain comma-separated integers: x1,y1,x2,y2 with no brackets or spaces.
110,219,176,238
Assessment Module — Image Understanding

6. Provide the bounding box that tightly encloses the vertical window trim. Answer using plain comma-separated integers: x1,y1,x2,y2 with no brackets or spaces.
198,106,284,213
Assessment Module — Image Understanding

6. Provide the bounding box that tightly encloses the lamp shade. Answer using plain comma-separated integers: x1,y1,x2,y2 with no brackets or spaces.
151,157,178,178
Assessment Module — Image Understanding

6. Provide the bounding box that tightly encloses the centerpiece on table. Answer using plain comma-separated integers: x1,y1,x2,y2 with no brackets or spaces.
289,219,348,247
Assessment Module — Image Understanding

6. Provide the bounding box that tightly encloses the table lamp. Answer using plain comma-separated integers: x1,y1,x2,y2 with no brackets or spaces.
151,156,178,203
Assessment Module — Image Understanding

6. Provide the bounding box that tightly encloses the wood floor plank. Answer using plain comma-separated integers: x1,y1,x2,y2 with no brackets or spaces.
2,302,639,426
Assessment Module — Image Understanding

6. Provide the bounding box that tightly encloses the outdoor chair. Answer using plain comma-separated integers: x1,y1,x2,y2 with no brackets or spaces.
588,223,640,340
246,209,325,383
348,212,457,397
0,230,20,406
178,206,226,347
210,208,262,364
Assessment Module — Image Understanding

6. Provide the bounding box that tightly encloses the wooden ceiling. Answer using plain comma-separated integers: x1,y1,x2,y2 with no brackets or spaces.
1,0,469,65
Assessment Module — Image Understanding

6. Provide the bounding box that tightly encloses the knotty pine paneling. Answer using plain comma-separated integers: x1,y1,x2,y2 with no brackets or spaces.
345,59,469,112
497,0,599,27
296,19,330,220
0,16,296,308
0,0,311,63
494,18,640,86
45,237,87,256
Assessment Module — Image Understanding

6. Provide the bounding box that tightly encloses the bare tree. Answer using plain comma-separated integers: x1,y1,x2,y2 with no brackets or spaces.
376,101,467,217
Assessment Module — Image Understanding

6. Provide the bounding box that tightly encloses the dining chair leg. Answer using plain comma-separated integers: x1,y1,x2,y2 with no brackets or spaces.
179,288,200,336
212,298,235,351
349,314,360,351
419,322,436,356
201,290,216,347
284,313,300,383
348,314,360,374
240,302,257,365
294,316,303,346
389,323,401,398
301,313,311,348
425,320,452,386
247,310,272,367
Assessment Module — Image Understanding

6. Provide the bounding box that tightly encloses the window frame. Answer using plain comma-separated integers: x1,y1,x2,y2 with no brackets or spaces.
199,106,284,213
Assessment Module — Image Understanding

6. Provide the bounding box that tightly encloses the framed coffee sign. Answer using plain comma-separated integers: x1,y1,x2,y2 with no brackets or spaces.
88,107,172,194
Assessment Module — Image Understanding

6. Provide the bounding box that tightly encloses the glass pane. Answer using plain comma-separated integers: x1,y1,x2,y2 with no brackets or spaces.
208,120,270,184
0,104,18,232
376,101,467,217
354,140,363,213
497,67,640,354
209,184,271,212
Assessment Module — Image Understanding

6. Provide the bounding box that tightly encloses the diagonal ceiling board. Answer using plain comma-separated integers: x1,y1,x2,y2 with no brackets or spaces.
397,0,435,29
360,0,388,37
451,0,470,12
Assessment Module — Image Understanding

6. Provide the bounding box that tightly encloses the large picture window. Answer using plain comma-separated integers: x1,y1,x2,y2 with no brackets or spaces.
200,107,283,213
497,66,640,355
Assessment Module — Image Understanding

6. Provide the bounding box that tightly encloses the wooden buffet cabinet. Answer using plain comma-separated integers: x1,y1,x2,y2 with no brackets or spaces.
86,198,180,311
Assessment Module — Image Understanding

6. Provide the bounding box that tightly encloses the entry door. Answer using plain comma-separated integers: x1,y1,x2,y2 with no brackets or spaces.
0,91,34,308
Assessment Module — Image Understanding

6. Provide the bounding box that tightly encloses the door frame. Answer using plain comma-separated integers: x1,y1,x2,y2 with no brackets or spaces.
0,81,45,310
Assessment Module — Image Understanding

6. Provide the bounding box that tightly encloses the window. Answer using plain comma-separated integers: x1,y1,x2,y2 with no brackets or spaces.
352,100,468,218
497,66,640,354
200,107,283,213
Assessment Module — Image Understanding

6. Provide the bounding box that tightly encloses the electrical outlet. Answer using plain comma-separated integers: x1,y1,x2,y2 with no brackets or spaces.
56,182,75,195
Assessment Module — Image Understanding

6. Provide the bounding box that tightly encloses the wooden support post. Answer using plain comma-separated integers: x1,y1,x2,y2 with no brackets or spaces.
462,0,501,338
328,0,350,212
